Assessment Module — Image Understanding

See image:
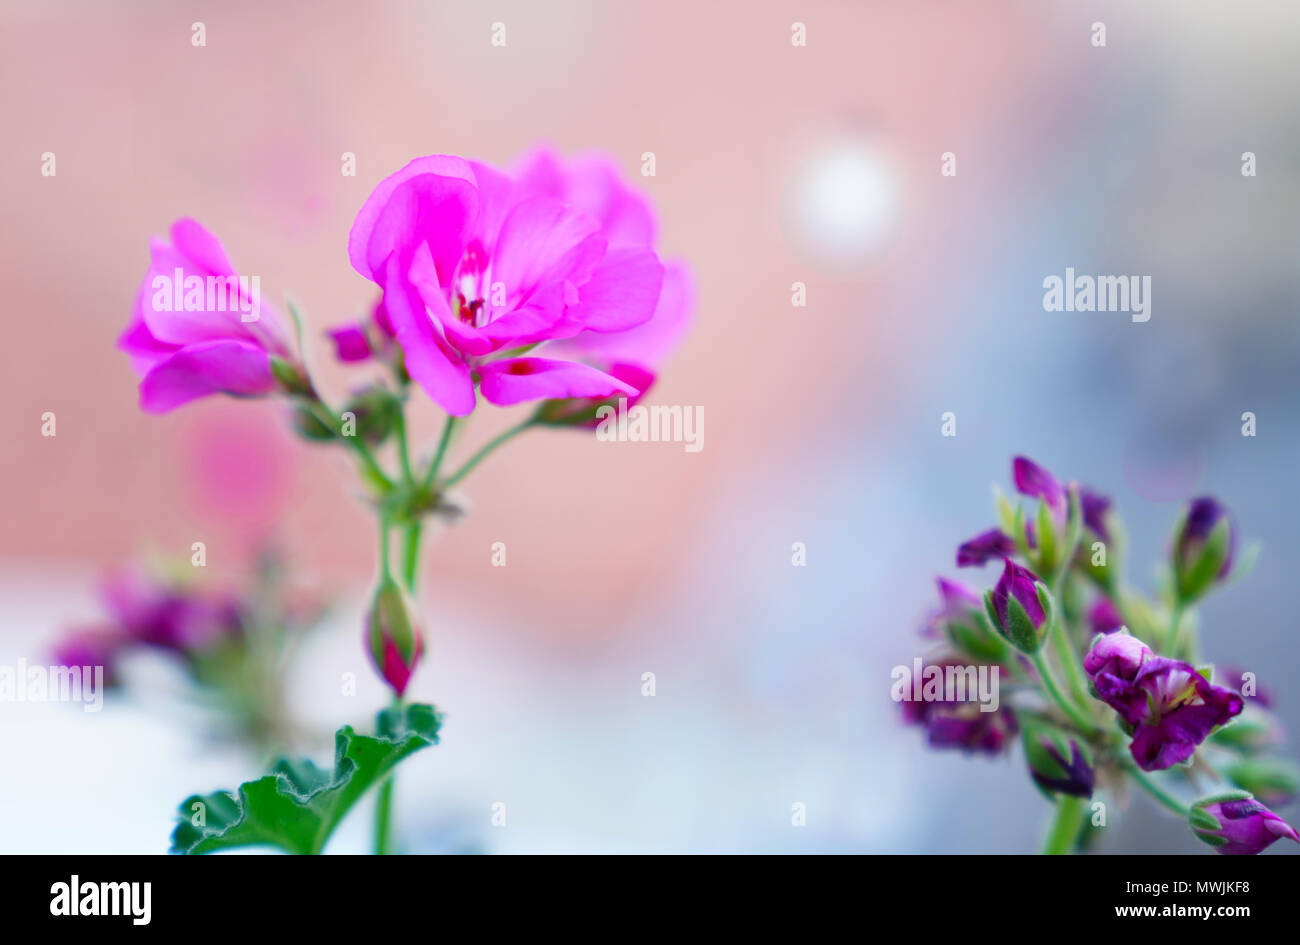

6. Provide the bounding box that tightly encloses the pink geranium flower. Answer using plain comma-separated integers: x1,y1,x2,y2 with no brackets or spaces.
513,148,693,393
347,152,679,416
119,219,292,412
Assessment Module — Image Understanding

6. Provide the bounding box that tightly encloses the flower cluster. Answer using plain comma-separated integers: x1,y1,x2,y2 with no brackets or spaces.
905,456,1299,855
119,147,691,700
120,146,691,854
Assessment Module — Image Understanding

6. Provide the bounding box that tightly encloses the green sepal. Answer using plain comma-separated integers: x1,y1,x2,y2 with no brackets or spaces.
945,616,1006,663
340,386,403,446
1175,516,1232,603
1209,707,1281,753
292,404,337,441
1001,591,1043,654
1223,758,1300,805
170,703,442,855
269,356,312,396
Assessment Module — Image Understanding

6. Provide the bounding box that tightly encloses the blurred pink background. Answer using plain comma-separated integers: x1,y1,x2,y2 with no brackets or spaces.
5,1,1298,853
2,0,1025,622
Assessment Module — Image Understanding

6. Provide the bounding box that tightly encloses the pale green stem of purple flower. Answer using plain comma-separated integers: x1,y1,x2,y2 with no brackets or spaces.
1123,759,1190,817
1030,649,1100,735
1042,794,1088,855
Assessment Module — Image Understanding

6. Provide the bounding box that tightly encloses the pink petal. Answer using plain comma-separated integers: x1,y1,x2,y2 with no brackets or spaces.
137,339,275,413
514,147,657,248
136,229,288,355
562,248,664,334
117,315,178,375
479,357,639,406
558,259,692,367
380,252,477,416
491,196,605,307
559,154,657,248
467,160,517,252
169,218,235,276
348,155,478,286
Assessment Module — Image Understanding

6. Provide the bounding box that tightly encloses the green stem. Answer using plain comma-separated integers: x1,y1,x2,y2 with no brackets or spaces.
1030,650,1099,735
1049,611,1093,714
373,775,395,855
401,522,422,592
420,415,459,491
1042,794,1088,855
440,418,535,490
1124,762,1190,817
300,398,394,492
1163,602,1185,657
378,512,391,578
394,409,415,486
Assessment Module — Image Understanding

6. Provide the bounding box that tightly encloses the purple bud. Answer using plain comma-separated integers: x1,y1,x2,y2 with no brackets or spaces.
366,577,423,696
1013,456,1067,517
1173,497,1238,600
1087,596,1125,635
956,528,1015,567
1027,736,1095,798
1191,796,1300,856
991,559,1047,631
1079,487,1112,542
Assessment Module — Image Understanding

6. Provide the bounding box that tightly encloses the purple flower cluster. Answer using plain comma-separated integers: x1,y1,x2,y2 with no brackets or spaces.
906,455,1299,855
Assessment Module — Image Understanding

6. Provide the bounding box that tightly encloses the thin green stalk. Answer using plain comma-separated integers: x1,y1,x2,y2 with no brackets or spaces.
300,398,394,492
401,522,422,592
1161,601,1182,654
373,775,395,855
394,410,415,486
1124,762,1190,817
1042,794,1088,855
440,418,535,490
1030,649,1099,735
378,512,391,577
1049,612,1093,714
420,415,459,491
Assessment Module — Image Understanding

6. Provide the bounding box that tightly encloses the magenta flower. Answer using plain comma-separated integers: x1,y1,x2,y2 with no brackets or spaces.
1190,795,1300,855
1085,632,1243,771
347,153,670,416
119,219,293,412
956,528,1016,567
514,149,693,397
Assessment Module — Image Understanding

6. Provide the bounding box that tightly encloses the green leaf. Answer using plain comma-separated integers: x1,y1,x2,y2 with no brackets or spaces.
170,703,442,855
